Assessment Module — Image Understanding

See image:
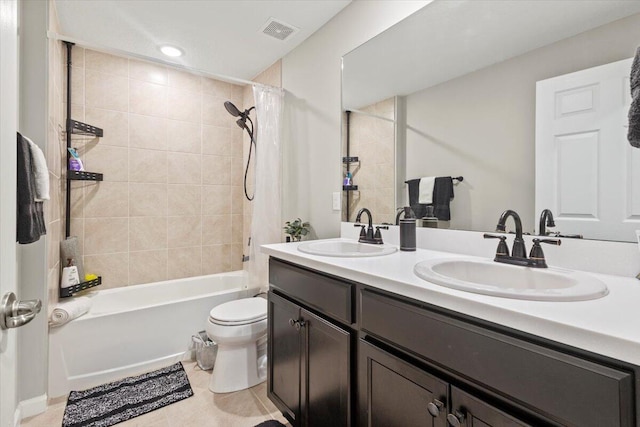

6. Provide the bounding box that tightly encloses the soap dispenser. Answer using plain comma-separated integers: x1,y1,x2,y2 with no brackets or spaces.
397,207,416,251
421,206,439,228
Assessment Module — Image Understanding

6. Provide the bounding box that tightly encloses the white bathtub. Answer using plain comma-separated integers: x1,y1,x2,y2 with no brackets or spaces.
48,271,250,398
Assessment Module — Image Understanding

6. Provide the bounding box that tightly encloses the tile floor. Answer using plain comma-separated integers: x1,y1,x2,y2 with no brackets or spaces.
21,361,290,427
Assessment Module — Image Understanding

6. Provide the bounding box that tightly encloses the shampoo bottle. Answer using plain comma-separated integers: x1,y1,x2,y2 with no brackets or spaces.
61,258,80,289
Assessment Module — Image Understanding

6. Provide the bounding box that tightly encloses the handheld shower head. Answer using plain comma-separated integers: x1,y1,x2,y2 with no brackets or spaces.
224,101,242,117
236,118,247,129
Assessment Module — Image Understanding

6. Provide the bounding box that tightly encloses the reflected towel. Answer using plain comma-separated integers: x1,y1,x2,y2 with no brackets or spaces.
50,297,92,327
433,177,454,221
629,47,640,147
418,176,436,204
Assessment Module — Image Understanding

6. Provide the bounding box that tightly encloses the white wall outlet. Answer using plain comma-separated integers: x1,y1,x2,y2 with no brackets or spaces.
332,192,342,211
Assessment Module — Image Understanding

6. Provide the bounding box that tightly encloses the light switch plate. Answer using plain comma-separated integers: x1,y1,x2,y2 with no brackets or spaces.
332,192,341,211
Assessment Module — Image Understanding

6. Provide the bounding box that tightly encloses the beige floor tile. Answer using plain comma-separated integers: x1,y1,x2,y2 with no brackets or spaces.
21,401,65,427
20,362,283,427
117,407,170,427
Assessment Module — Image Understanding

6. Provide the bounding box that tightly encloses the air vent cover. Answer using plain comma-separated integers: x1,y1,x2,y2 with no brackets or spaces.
261,18,299,41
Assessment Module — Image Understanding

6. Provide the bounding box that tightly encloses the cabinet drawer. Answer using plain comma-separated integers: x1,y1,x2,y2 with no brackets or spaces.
360,289,634,427
269,258,353,324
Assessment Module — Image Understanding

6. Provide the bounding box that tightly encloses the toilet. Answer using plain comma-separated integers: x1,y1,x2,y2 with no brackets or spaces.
205,297,268,393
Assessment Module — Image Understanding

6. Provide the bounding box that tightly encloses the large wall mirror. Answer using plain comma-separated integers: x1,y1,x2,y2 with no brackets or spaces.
341,0,640,242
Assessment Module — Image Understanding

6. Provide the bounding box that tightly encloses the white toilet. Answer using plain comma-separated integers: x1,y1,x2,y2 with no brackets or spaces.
205,297,268,393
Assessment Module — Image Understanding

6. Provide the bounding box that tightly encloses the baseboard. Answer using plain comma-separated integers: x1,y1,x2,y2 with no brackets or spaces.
14,406,21,427
18,394,48,421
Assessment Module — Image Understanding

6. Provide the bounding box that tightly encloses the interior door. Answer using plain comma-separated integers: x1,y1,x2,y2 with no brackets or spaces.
0,0,19,426
535,57,636,241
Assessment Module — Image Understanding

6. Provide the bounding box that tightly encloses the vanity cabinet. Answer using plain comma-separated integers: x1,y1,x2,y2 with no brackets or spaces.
359,340,530,427
360,288,635,427
267,257,638,427
268,260,353,427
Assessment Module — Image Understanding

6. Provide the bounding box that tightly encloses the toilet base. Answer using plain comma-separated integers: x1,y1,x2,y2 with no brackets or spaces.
209,337,267,393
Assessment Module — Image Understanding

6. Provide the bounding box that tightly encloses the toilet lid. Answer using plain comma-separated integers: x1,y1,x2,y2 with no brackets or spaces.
209,298,267,325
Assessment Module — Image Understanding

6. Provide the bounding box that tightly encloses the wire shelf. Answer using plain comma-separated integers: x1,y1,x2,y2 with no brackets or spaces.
68,119,104,137
60,276,102,298
68,170,104,181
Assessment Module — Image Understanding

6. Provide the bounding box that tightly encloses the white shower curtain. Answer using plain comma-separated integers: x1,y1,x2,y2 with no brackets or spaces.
247,84,284,291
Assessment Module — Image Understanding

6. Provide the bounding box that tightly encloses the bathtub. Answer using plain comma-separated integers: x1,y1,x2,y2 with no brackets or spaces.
48,271,250,398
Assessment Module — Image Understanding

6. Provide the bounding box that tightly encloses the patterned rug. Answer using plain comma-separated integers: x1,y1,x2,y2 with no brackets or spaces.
62,362,193,427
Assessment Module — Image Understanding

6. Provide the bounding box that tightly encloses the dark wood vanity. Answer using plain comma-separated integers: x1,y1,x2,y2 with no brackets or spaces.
267,257,639,427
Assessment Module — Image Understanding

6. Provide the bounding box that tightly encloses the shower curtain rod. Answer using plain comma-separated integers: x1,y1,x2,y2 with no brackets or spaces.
47,31,279,90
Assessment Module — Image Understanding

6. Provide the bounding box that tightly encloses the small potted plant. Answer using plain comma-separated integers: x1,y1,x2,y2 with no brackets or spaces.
283,218,310,242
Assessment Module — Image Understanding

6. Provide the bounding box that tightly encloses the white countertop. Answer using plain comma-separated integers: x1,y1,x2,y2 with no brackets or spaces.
262,238,640,366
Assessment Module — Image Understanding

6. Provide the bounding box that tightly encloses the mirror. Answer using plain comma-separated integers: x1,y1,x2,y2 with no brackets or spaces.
341,0,640,242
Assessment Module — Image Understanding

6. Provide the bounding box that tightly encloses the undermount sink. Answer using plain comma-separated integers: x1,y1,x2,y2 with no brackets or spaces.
298,240,397,257
414,258,608,301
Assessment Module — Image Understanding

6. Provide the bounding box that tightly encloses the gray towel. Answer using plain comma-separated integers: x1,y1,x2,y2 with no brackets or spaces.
17,132,46,244
629,47,640,147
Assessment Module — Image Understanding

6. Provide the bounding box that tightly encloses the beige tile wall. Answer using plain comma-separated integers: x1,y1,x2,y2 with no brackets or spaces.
343,98,396,224
62,47,249,289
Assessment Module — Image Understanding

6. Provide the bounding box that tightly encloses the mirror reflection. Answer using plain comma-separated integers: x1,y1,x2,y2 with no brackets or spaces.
341,0,640,242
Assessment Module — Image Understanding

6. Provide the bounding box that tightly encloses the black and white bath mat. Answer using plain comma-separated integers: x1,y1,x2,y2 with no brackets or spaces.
62,362,193,427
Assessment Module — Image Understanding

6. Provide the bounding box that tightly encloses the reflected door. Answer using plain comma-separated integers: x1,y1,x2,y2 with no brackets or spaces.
536,57,637,241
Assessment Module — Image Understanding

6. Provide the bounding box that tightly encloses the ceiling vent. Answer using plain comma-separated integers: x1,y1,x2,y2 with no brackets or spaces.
261,18,299,41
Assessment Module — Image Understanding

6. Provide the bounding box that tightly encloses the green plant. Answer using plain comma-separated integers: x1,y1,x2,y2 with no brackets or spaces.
283,218,310,242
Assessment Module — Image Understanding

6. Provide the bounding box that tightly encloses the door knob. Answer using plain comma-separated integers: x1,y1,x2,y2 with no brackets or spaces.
0,292,42,329
427,399,444,417
447,410,465,427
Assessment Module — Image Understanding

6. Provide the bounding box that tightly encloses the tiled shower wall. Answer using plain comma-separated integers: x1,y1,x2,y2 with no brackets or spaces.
343,98,396,224
63,47,249,289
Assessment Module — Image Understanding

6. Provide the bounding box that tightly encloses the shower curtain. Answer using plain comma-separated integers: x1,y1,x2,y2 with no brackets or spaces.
247,84,284,291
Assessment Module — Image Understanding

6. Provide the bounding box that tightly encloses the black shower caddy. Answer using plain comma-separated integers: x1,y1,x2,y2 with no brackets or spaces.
62,41,103,298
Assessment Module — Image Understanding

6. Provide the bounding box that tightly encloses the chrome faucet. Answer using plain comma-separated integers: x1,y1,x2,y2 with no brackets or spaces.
538,209,555,236
485,209,561,268
354,208,387,244
495,209,527,258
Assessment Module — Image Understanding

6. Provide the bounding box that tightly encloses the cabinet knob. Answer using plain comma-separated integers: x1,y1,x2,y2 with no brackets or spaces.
427,399,444,417
288,318,296,327
446,410,465,427
294,319,306,331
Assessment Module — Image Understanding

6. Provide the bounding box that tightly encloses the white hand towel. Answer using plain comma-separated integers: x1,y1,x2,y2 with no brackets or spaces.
24,136,49,201
418,176,436,204
49,297,92,327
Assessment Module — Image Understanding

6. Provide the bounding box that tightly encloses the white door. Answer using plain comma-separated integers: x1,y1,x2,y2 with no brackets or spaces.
0,0,19,426
536,58,636,242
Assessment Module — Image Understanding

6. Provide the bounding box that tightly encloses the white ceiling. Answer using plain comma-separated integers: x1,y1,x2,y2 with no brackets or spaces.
54,0,351,81
343,0,640,109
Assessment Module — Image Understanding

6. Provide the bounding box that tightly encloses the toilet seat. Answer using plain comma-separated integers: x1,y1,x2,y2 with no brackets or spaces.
209,298,267,326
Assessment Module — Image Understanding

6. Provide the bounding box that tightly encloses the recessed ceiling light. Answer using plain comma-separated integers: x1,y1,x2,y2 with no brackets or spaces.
160,45,183,57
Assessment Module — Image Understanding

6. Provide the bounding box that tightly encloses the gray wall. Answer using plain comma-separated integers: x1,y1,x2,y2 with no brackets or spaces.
281,1,429,238
18,0,49,403
405,12,640,233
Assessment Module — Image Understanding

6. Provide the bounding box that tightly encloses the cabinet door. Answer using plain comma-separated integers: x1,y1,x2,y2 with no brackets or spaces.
448,386,531,427
268,291,302,424
302,308,351,427
358,340,448,427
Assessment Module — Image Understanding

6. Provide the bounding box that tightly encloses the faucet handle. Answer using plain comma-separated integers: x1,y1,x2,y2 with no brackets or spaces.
529,238,561,267
373,226,388,243
483,233,510,257
537,238,561,246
